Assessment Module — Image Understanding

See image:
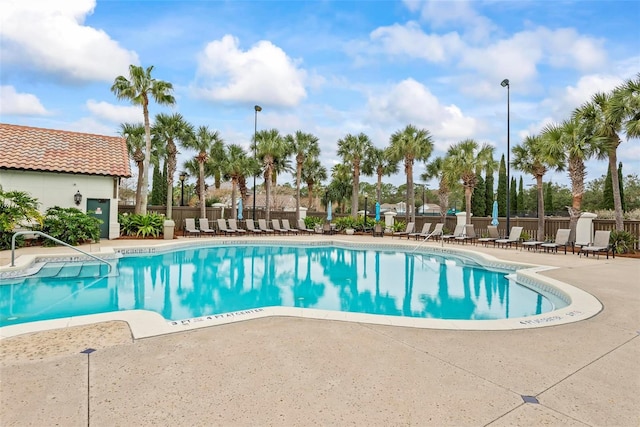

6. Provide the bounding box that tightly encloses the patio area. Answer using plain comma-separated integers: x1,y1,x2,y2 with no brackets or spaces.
1,235,639,426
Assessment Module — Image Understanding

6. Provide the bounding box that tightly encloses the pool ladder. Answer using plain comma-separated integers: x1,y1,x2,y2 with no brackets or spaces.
10,231,112,274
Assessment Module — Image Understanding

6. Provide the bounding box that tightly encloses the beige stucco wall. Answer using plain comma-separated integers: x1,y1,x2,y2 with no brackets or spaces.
0,170,121,239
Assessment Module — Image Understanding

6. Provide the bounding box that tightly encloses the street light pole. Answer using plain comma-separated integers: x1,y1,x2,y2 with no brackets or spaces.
501,79,511,234
252,105,262,221
179,172,186,206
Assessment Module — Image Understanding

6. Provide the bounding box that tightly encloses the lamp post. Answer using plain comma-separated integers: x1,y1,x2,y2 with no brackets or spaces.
364,196,368,227
252,105,262,221
422,185,425,216
179,172,186,206
501,78,511,234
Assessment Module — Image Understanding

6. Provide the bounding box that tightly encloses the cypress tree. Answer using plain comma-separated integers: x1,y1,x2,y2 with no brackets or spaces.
517,176,524,215
150,164,163,206
484,172,494,216
603,167,614,210
161,161,168,206
497,155,507,217
471,172,485,217
618,162,625,212
510,176,517,214
544,182,553,212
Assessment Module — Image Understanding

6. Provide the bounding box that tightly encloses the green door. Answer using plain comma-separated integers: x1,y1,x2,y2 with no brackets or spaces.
87,199,110,239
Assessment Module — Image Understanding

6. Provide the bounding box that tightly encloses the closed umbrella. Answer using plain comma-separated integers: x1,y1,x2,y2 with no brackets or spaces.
375,202,380,221
237,198,243,220
491,200,499,226
327,201,332,221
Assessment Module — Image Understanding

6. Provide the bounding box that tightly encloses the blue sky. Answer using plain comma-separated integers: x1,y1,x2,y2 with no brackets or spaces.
1,0,639,190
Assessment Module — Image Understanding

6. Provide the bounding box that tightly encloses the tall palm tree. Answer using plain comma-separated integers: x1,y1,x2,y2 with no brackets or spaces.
541,118,592,242
444,140,494,225
337,133,373,219
152,113,194,220
365,147,398,203
301,158,327,210
511,135,561,240
223,144,253,220
207,138,226,189
609,73,640,139
119,123,145,214
574,92,625,230
182,126,222,219
252,129,288,222
328,164,353,214
286,131,320,219
387,125,434,223
422,157,451,225
111,65,175,215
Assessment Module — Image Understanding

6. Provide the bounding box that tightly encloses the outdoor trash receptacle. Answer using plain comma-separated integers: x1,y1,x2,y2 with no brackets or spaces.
163,220,175,240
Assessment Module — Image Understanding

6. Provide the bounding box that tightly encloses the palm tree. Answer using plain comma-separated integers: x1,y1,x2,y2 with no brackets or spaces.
387,125,434,223
444,139,494,225
223,144,253,220
286,131,320,220
207,137,226,189
337,133,373,219
119,123,145,214
511,135,561,240
365,147,398,204
541,118,592,242
609,73,640,139
327,164,353,214
182,126,222,219
252,129,288,222
301,158,327,210
422,157,451,225
574,92,625,230
152,113,194,220
111,65,175,215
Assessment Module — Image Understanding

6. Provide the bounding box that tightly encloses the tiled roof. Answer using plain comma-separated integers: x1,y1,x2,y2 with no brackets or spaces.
0,123,131,177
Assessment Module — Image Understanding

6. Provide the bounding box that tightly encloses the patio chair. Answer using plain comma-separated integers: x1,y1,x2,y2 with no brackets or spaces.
184,218,201,237
217,218,237,236
322,222,335,235
228,219,247,235
455,224,477,245
428,223,444,241
297,219,314,234
410,223,431,240
245,219,263,234
372,223,384,237
477,225,500,247
540,228,571,254
494,226,523,249
441,224,465,243
281,219,299,235
198,218,216,236
580,230,614,259
272,219,287,234
392,222,415,239
258,219,275,233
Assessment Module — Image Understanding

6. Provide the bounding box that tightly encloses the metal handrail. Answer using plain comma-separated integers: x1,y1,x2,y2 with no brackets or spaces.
11,231,112,273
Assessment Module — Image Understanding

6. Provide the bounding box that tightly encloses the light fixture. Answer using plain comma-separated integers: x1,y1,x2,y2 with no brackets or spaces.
501,78,511,235
252,105,262,221
74,190,82,206
179,172,187,206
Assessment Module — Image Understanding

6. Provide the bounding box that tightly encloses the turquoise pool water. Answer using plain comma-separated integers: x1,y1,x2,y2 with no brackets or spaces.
0,245,553,326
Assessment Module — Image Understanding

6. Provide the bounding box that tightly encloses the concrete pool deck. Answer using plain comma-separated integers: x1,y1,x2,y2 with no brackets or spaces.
1,235,639,426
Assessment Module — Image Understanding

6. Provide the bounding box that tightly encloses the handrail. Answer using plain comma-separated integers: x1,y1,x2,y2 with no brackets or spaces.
11,231,112,273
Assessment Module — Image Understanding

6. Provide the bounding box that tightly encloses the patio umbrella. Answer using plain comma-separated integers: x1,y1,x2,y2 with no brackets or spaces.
327,201,332,221
491,200,499,226
237,198,243,220
375,202,380,221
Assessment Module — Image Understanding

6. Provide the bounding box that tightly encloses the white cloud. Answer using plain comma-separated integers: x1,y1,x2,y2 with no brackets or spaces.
0,0,138,82
366,78,478,149
369,22,463,62
68,117,118,136
0,85,48,115
85,100,144,124
193,35,307,107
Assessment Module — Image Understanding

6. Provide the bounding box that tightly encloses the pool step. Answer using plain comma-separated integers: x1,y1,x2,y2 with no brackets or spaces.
37,262,111,279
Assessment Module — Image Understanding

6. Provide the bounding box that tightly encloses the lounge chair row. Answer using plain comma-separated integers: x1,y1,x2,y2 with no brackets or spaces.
183,218,316,237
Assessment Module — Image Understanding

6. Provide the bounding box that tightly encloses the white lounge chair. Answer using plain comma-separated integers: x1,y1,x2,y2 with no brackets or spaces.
258,219,275,233
494,226,523,249
184,218,200,237
410,223,431,240
228,219,247,235
442,224,465,243
455,224,477,245
297,219,314,234
478,225,500,246
281,219,299,235
245,219,263,234
393,222,415,239
271,219,287,234
198,218,216,236
540,228,571,254
217,218,237,236
580,230,614,259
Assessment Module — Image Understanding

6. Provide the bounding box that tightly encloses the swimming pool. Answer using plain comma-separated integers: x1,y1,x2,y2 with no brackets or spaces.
1,243,561,327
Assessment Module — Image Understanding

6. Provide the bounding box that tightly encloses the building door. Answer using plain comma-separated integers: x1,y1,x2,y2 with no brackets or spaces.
87,199,110,239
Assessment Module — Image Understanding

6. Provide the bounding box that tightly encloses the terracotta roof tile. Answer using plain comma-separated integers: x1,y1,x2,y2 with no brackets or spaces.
0,123,131,177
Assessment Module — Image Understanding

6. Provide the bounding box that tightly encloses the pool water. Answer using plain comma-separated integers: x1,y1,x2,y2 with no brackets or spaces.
0,245,554,326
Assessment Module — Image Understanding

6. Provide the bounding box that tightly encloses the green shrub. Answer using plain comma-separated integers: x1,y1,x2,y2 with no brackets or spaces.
393,221,406,232
119,212,164,237
304,216,324,229
610,230,638,254
0,189,42,250
38,207,101,246
334,216,356,231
